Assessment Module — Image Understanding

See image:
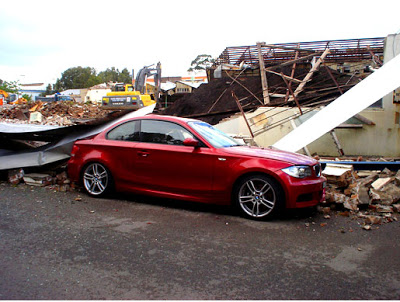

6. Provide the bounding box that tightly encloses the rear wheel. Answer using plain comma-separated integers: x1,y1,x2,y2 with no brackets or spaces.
233,174,284,220
82,162,112,197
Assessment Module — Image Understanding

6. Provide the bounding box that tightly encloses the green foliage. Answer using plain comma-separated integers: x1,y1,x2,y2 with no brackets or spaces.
98,67,132,84
22,94,32,102
40,84,54,97
188,54,215,72
0,79,19,94
119,68,132,83
52,66,134,91
56,66,102,90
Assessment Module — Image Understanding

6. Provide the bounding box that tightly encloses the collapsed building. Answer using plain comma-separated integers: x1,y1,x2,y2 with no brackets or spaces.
1,34,400,173
163,35,400,158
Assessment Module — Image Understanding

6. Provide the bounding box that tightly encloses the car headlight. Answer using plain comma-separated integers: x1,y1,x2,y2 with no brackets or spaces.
282,165,312,178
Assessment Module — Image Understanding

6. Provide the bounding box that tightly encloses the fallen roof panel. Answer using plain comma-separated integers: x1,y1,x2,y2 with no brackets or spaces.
0,104,155,170
273,54,400,152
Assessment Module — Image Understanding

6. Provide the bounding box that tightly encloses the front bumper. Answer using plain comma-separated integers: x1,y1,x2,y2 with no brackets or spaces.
277,171,326,209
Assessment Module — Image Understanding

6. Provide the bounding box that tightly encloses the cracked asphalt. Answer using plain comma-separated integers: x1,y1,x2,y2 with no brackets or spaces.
1,182,400,299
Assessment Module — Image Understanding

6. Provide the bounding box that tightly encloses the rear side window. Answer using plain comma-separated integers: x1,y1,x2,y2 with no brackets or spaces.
107,120,140,141
141,120,194,145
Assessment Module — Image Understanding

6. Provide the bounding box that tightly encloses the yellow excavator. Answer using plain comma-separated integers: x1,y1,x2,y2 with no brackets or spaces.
0,90,9,105
101,62,161,110
0,90,24,105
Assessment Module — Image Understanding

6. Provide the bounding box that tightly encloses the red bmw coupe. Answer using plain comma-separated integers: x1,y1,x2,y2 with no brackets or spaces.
68,115,326,220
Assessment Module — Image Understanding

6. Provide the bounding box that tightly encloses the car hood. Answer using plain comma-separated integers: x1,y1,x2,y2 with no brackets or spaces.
222,146,317,166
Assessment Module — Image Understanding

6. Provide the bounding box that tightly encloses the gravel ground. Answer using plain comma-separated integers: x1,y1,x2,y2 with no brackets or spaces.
1,182,400,299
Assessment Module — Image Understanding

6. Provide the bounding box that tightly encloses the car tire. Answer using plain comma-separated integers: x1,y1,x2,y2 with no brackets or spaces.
82,162,113,197
233,174,284,220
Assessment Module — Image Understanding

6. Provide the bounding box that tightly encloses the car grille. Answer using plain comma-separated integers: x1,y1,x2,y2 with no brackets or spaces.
313,164,321,177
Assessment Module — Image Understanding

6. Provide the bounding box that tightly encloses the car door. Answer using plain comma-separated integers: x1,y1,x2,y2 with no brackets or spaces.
133,119,216,200
104,119,141,188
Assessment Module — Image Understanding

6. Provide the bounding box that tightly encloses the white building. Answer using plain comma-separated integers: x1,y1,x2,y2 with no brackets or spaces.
19,83,47,100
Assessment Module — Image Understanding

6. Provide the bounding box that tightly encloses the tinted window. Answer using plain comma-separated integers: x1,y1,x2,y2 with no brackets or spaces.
107,120,140,141
141,120,194,145
188,121,244,148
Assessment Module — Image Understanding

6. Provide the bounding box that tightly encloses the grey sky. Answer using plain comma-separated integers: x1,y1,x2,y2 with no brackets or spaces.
1,0,399,84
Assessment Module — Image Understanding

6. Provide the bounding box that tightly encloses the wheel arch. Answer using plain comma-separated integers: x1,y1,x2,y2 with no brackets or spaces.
230,170,287,205
79,159,114,188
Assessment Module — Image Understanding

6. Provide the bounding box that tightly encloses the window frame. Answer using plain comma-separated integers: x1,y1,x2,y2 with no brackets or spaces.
106,119,208,147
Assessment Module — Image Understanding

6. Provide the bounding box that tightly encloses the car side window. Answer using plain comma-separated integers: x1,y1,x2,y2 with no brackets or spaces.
141,120,194,145
107,120,140,142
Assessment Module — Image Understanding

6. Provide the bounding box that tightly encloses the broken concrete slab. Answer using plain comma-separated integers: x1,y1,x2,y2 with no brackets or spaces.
29,111,43,123
370,183,400,205
322,163,354,188
23,173,53,187
371,177,392,190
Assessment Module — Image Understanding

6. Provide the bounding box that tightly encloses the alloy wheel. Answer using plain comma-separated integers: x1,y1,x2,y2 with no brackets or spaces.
83,163,109,196
238,177,276,218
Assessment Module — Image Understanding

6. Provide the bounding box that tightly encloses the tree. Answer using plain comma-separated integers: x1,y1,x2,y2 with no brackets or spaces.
188,54,215,72
40,84,54,97
54,66,133,91
22,94,32,102
56,66,101,90
98,67,120,83
119,68,132,83
98,67,132,84
0,80,19,94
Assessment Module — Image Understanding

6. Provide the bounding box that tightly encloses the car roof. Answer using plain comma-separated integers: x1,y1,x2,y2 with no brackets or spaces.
121,114,200,124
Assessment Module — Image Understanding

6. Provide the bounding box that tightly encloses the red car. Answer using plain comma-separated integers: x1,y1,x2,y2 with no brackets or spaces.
68,115,326,220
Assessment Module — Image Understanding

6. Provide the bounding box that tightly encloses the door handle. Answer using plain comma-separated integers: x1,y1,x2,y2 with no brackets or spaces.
137,150,150,157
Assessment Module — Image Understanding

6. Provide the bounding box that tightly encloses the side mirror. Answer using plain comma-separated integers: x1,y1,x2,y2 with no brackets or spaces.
183,137,199,147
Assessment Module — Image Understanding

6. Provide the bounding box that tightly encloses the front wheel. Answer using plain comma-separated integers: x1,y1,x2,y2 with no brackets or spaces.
233,174,284,220
82,162,113,197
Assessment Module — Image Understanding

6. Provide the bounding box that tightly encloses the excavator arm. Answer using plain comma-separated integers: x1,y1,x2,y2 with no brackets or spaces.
134,62,162,102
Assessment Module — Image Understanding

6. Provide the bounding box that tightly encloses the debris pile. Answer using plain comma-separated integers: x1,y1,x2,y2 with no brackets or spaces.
321,163,400,228
162,65,358,125
7,167,74,192
0,101,109,126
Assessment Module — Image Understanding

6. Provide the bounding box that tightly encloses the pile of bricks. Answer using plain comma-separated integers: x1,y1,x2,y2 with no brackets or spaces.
321,163,400,227
0,101,109,126
7,168,74,192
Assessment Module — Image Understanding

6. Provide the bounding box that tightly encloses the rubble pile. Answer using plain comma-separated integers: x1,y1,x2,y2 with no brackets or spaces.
7,167,74,192
0,101,109,126
162,66,358,125
322,163,400,228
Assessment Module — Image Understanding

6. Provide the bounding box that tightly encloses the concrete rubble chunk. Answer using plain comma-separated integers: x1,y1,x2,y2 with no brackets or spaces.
29,111,43,123
371,177,392,191
349,172,379,205
365,215,383,225
23,173,53,187
394,170,400,185
343,197,359,211
322,164,354,188
370,183,400,205
392,204,400,213
375,204,394,213
325,191,348,204
8,168,24,185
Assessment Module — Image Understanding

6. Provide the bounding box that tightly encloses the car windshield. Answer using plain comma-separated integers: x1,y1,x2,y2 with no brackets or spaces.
188,121,244,148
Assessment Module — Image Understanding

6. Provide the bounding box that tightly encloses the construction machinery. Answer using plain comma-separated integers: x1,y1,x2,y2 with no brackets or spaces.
101,62,161,110
0,90,20,105
0,90,9,106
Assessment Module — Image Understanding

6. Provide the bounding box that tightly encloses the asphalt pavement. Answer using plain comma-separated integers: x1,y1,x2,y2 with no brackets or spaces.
1,182,400,299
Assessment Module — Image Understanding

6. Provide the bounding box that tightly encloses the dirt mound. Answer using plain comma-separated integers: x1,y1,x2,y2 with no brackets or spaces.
162,66,357,125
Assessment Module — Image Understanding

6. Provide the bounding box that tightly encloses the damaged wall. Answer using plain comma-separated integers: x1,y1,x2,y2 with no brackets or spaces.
216,34,400,157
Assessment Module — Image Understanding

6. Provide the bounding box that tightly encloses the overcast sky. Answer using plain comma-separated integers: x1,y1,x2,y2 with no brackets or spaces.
1,0,400,85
